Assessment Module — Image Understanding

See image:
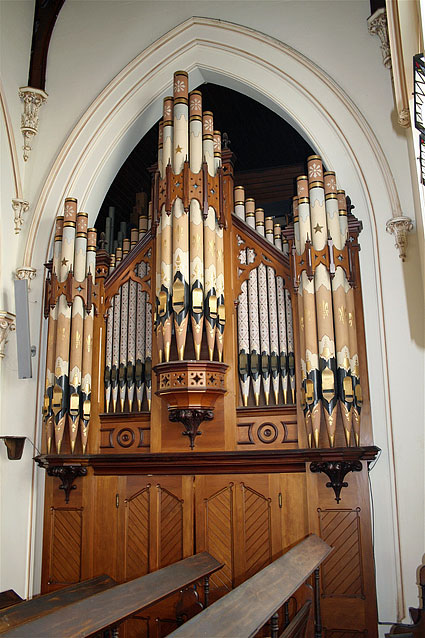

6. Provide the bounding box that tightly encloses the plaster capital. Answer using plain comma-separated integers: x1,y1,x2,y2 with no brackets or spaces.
16,266,37,289
367,8,391,70
18,86,48,162
0,311,16,359
12,198,30,234
386,215,414,261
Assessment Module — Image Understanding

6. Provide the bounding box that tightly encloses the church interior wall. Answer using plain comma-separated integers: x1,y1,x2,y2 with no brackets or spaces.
0,1,423,632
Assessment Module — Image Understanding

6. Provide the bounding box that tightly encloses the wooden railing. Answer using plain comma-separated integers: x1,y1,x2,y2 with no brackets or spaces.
168,535,332,638
0,553,222,637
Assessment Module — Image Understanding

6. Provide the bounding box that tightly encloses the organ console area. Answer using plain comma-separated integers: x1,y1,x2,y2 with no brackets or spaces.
38,71,380,637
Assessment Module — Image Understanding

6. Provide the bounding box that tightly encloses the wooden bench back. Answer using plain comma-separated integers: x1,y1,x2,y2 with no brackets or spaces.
167,535,331,638
0,552,222,637
0,575,116,634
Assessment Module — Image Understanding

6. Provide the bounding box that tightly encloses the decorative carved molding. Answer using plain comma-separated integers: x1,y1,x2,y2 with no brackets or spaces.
367,8,391,70
386,215,414,261
18,86,48,161
0,311,16,358
46,465,87,503
12,198,30,234
310,460,362,503
169,408,214,449
398,108,410,128
16,266,37,289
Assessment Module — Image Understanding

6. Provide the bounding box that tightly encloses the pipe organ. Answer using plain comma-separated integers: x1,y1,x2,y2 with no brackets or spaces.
39,71,379,637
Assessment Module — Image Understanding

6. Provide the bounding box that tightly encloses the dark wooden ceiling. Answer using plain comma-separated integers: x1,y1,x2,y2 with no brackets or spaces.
96,83,314,234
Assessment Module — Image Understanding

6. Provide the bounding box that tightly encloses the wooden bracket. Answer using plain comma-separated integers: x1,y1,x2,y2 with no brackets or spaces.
169,408,214,450
310,460,362,503
46,465,88,504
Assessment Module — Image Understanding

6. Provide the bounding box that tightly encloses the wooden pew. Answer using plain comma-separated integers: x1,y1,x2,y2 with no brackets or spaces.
0,552,222,637
167,535,332,638
0,575,116,634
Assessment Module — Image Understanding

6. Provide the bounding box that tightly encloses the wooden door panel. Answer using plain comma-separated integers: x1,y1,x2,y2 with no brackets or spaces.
240,482,272,580
124,485,150,581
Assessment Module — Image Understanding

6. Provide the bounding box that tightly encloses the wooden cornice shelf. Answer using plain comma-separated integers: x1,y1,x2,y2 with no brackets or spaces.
35,446,380,476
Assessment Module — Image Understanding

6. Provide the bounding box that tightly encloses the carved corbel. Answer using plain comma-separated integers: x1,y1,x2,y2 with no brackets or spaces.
16,266,37,290
12,199,30,234
386,215,414,261
46,465,87,504
18,87,48,161
367,8,391,69
0,312,16,358
310,460,362,503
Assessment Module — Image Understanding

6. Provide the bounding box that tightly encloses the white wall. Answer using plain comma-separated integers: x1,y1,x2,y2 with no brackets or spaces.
0,1,423,628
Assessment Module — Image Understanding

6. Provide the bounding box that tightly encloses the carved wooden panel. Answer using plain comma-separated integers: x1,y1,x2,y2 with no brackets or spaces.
204,484,234,594
241,483,272,579
49,507,83,585
318,508,364,598
100,413,150,453
237,407,298,449
125,486,150,581
158,485,183,568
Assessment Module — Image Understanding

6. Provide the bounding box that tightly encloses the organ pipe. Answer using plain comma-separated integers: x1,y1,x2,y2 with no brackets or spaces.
43,215,63,453
68,212,88,452
53,198,77,453
80,227,96,453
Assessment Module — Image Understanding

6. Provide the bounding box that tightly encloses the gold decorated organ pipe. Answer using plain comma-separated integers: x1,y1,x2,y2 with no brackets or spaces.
80,227,96,453
266,217,280,404
148,201,152,231
104,253,115,413
135,220,148,410
274,223,289,404
203,110,217,360
233,187,249,405
119,241,130,411
293,203,312,445
245,198,255,229
68,212,88,453
145,262,153,411
135,258,147,411
308,156,338,446
53,198,77,453
255,208,265,236
44,215,63,453
331,189,354,444
158,120,163,177
297,176,321,447
127,233,139,412
346,284,362,445
214,131,225,362
247,245,261,406
189,90,204,360
285,289,296,404
238,254,250,407
111,247,122,411
255,208,270,404
172,71,190,360
160,96,174,362
234,185,245,220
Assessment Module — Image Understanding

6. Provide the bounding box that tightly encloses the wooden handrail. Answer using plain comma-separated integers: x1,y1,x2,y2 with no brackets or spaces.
0,575,116,634
168,535,332,638
1,552,222,638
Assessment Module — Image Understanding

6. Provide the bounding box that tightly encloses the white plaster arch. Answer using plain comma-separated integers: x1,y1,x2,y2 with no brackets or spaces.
26,17,404,615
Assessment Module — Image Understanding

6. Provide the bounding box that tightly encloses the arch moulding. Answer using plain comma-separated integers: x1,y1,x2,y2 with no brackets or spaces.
26,16,403,615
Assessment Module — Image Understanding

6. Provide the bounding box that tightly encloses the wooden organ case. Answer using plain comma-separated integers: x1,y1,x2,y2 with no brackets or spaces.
38,71,379,637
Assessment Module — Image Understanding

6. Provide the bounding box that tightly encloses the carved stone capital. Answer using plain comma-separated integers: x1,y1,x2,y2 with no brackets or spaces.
0,311,16,359
386,215,414,261
367,8,391,70
16,266,37,289
12,198,30,234
398,108,411,128
18,86,48,161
